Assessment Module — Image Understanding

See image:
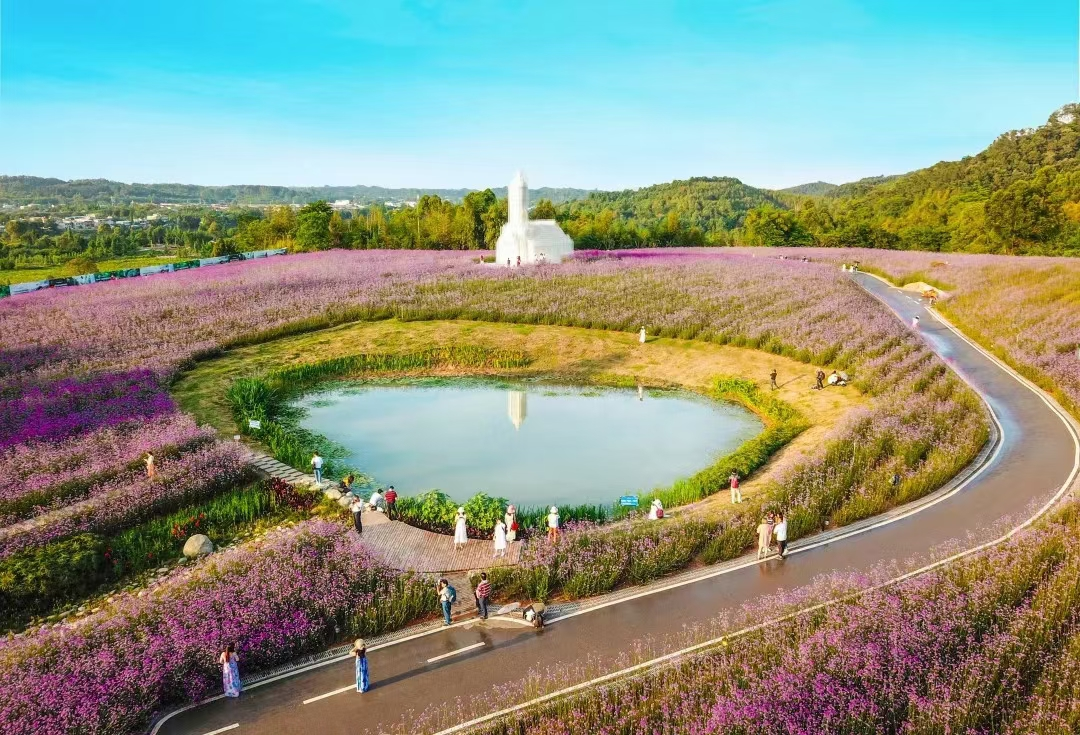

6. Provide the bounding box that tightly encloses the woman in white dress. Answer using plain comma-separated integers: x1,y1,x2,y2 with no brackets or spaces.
493,519,508,558
453,507,468,549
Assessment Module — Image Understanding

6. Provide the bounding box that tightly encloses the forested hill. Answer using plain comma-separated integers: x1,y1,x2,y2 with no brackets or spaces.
786,104,1080,255
779,181,838,196
0,177,592,207
556,177,784,248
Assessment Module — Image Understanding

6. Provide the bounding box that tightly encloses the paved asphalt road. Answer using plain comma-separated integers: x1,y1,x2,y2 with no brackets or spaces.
155,273,1079,735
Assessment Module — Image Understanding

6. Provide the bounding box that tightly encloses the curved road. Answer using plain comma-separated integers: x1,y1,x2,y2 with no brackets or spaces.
155,274,1079,735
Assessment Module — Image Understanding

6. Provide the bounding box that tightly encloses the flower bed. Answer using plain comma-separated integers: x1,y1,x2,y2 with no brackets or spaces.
0,441,250,559
0,520,436,735
0,414,214,524
0,369,173,448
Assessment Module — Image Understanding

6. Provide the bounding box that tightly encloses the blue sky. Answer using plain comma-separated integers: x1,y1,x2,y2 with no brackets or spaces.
0,0,1075,190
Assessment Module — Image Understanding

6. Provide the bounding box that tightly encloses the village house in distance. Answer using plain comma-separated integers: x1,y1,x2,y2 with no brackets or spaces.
495,171,574,265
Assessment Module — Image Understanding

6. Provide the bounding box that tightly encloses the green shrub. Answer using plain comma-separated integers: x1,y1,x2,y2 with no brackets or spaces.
0,534,107,629
0,481,315,632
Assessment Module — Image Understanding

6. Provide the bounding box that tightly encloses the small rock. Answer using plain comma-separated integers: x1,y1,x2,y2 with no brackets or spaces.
183,534,214,558
177,557,189,565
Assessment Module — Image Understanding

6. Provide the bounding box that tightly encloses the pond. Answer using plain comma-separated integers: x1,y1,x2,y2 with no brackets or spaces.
293,380,763,508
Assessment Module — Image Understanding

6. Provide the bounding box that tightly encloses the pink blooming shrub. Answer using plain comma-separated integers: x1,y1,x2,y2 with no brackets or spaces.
0,520,436,735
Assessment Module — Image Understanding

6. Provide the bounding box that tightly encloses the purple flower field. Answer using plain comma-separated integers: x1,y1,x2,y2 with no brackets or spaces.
0,441,248,559
760,247,1080,420
467,500,1080,735
0,248,1022,734
0,521,436,735
0,413,213,524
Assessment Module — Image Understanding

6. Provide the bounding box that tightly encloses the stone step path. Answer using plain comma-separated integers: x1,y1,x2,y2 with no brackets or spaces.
243,448,517,572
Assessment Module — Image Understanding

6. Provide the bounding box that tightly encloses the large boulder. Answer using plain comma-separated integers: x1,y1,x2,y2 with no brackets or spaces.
337,495,353,509
324,488,342,501
183,534,214,559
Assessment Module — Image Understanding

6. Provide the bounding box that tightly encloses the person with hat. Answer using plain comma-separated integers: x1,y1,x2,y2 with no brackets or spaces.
547,506,560,542
352,639,369,693
454,507,468,550
504,504,519,542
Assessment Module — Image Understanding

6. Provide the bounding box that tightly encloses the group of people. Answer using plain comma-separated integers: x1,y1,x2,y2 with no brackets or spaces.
756,513,790,559
453,502,556,556
813,369,849,390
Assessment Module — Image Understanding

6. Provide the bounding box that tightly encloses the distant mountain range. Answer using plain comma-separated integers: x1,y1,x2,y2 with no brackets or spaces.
0,177,594,207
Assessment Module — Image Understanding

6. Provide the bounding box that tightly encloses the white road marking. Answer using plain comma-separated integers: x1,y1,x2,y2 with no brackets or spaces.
201,725,239,735
426,641,486,663
302,685,355,705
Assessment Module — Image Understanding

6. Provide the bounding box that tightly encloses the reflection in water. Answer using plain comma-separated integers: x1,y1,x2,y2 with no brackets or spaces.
508,390,527,430
295,382,763,507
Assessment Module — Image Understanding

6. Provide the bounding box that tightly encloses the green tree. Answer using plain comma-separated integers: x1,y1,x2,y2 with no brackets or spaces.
742,206,814,247
295,201,332,251
531,198,557,219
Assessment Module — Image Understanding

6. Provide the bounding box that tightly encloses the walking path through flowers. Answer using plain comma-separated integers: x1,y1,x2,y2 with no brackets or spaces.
244,448,521,573
152,272,1080,735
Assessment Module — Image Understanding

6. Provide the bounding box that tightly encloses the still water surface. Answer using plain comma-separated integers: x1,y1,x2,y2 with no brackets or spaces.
295,381,762,507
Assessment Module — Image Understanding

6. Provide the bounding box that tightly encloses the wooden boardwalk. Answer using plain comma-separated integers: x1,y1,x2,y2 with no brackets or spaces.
244,448,521,573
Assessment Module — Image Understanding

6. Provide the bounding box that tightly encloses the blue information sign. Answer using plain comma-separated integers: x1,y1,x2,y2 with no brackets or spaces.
619,495,639,507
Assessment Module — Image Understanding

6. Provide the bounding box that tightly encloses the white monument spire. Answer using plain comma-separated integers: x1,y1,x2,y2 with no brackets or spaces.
508,170,528,228
494,170,574,266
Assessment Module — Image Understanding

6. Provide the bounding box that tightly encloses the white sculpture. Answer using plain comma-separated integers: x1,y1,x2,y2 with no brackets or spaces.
495,171,574,266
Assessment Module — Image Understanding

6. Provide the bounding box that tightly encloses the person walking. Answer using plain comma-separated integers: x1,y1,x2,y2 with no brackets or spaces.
437,578,455,625
144,452,156,480
310,453,324,484
756,516,770,559
729,472,742,504
453,507,468,550
547,506,560,542
639,326,646,344
352,639,370,693
384,486,398,520
493,519,507,558
475,572,492,620
349,494,363,535
219,644,241,698
912,315,920,330
770,369,778,390
504,504,518,543
814,369,826,390
774,513,789,559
